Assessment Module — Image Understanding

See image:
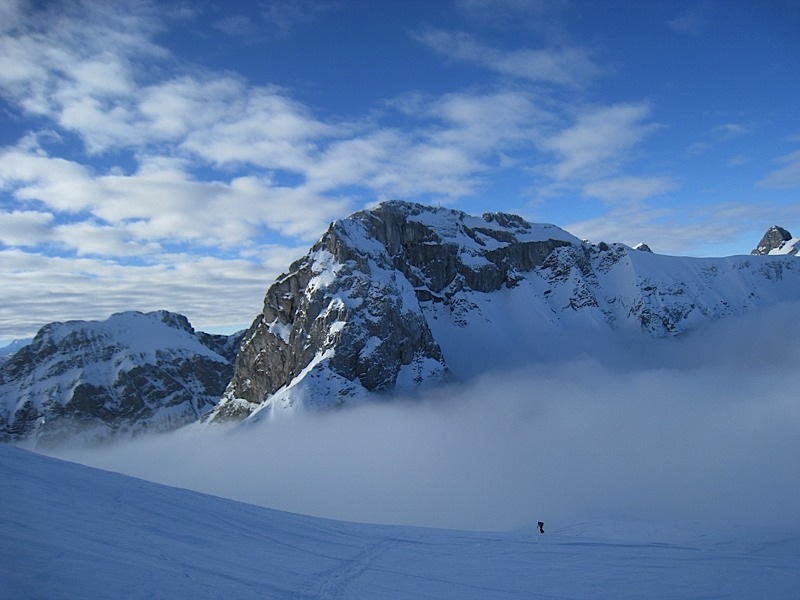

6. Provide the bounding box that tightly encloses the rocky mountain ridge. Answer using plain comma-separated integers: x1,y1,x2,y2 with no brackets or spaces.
2,202,798,444
208,202,800,424
0,311,243,446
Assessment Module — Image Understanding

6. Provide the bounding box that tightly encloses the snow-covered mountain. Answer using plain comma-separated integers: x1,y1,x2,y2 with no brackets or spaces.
0,311,243,446
3,444,798,599
210,201,800,423
3,202,798,441
751,225,799,256
0,337,32,364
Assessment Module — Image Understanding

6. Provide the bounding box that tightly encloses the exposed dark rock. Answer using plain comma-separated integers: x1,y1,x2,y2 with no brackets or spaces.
752,226,792,255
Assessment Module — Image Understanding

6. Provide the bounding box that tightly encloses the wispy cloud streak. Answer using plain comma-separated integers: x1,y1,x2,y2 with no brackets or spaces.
414,29,601,87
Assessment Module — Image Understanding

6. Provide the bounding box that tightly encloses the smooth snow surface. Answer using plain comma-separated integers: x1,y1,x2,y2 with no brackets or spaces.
768,237,800,255
2,445,799,599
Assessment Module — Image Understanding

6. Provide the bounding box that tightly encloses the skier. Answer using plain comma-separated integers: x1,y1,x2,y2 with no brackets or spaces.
538,521,545,534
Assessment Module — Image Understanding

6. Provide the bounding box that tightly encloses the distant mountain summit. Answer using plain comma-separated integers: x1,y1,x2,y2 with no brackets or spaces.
0,311,243,446
751,226,799,256
0,338,33,362
209,201,800,424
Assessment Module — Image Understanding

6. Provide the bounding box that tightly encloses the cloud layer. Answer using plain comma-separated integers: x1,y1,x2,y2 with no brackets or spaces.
55,303,800,532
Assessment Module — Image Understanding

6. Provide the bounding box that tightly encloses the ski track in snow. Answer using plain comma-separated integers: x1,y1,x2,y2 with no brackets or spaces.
2,445,799,599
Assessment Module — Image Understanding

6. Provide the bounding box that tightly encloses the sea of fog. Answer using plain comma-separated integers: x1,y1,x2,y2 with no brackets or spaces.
51,302,800,531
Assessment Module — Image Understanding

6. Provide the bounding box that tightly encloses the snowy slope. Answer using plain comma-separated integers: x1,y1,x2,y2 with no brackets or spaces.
770,237,800,255
425,245,800,376
2,444,799,600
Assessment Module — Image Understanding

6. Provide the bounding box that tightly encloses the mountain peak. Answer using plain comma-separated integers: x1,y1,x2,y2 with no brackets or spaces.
751,225,797,256
210,202,800,426
210,203,581,422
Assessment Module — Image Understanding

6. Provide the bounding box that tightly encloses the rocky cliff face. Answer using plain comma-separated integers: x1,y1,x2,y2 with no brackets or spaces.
0,311,243,446
209,201,800,424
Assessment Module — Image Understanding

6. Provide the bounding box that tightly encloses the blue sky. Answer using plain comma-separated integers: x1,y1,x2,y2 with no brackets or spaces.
1,0,799,343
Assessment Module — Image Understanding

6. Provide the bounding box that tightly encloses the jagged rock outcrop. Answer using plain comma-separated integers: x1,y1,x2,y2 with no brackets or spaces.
752,226,798,256
210,201,800,424
0,311,243,446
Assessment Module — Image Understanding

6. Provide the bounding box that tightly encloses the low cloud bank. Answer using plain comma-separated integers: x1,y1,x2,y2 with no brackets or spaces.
54,302,800,531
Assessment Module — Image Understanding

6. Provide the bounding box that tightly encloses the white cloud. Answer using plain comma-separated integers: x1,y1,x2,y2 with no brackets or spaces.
686,141,710,156
53,221,161,257
369,141,482,199
302,131,398,192
221,178,353,240
137,76,242,141
179,86,342,170
64,56,135,98
758,149,800,189
19,65,343,161
422,91,550,150
542,103,659,181
0,210,54,246
455,0,572,40
414,29,600,87
301,90,553,201
214,14,263,40
0,0,165,129
683,122,754,161
0,0,26,31
582,176,676,204
260,0,338,36
565,205,672,248
666,4,712,35
213,1,338,43
57,98,140,154
712,122,751,140
1,2,586,228
0,149,99,212
727,154,750,167
0,144,354,261
0,247,293,341
304,127,484,201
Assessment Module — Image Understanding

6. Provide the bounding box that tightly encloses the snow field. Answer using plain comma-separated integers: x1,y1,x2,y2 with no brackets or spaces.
2,444,799,600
